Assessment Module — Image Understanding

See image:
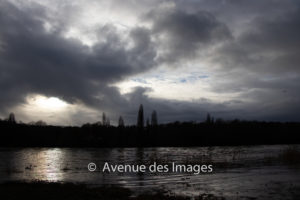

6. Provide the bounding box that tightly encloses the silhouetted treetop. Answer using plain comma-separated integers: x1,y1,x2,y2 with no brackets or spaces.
146,118,150,128
8,113,16,124
102,112,106,126
106,117,110,126
151,110,158,126
118,116,124,127
137,104,144,129
35,120,47,126
206,113,212,124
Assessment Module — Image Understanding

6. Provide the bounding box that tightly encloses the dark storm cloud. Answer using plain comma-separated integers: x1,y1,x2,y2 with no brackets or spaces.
1,0,300,123
0,1,156,113
214,6,300,73
146,8,231,63
208,2,300,95
198,2,300,121
174,0,296,22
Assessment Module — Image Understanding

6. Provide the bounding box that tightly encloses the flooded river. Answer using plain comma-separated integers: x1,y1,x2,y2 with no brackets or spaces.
1,145,300,199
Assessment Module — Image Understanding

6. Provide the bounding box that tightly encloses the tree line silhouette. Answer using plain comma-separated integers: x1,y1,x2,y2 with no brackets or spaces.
0,104,300,147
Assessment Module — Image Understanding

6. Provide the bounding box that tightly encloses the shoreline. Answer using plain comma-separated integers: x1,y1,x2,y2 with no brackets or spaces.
0,181,225,200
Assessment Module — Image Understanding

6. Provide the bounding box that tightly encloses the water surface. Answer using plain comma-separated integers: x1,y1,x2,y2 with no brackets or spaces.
1,145,300,199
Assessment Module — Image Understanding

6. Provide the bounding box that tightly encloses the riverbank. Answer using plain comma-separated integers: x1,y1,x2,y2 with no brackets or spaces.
2,120,300,147
0,181,225,200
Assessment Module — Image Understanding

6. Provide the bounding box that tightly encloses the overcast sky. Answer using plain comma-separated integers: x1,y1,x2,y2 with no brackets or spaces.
0,0,300,125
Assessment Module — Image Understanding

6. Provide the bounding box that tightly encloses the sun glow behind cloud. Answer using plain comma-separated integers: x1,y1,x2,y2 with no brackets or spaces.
33,96,68,110
12,94,102,125
14,95,70,125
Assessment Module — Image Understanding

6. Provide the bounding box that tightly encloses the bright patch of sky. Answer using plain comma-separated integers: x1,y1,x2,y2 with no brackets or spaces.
13,94,100,125
115,64,240,102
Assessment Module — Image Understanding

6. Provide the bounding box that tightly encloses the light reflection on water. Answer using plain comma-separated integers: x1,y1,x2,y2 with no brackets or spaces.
6,148,66,181
0,145,300,199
